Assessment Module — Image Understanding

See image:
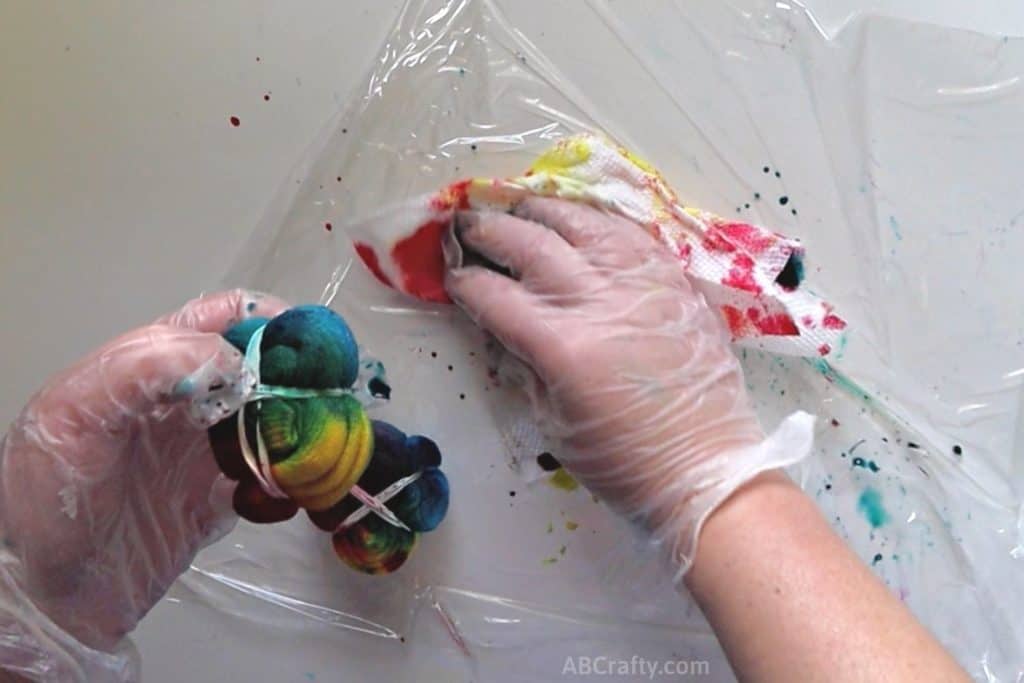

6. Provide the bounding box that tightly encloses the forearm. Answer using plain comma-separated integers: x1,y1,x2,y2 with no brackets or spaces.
684,470,968,683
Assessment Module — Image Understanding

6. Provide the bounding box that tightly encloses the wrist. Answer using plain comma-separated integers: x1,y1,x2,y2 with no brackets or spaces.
682,467,813,597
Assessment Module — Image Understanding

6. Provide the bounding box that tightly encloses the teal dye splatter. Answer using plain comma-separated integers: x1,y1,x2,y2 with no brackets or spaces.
808,359,874,404
852,457,881,473
858,488,890,528
889,215,903,241
171,376,195,398
872,553,883,566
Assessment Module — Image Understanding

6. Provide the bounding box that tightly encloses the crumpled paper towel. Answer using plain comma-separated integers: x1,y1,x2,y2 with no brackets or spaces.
349,134,846,358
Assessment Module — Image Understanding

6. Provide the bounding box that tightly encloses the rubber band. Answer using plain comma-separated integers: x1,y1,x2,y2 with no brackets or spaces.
337,471,423,532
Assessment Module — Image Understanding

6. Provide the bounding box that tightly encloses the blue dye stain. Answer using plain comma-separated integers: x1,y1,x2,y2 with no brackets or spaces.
304,674,316,682
872,553,883,566
171,376,195,398
858,488,890,528
852,457,881,473
246,301,257,313
889,215,903,241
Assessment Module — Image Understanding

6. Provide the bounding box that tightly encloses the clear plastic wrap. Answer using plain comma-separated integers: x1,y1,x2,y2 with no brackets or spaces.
176,1,1024,680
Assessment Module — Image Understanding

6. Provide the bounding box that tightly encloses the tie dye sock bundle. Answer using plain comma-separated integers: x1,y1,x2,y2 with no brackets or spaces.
205,305,450,575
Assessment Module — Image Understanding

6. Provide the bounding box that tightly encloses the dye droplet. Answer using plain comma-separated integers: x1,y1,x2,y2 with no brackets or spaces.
509,490,516,497
872,553,883,566
754,192,761,200
953,445,963,456
779,196,789,206
324,222,332,232
536,453,561,472
336,176,342,182
762,166,770,173
368,377,391,400
229,116,241,127
857,488,890,528
549,469,579,492
263,93,271,102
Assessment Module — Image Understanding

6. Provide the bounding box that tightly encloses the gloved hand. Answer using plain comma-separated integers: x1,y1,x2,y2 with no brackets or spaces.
444,197,812,580
0,289,287,682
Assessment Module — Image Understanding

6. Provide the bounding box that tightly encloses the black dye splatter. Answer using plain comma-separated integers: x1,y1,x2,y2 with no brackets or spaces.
431,351,438,358
775,253,804,290
907,442,921,450
762,166,770,173
872,553,883,566
953,445,963,456
536,452,561,472
779,196,789,206
368,378,391,400
754,192,761,200
459,393,466,400
509,490,516,497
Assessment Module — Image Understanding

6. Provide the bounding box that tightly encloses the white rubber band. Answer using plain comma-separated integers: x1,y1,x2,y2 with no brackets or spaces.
337,471,422,532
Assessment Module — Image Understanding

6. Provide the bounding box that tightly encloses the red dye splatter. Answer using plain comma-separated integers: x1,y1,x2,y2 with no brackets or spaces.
822,314,847,330
746,307,799,336
676,242,693,263
717,222,776,254
391,218,452,303
801,315,815,328
355,243,393,287
324,222,332,232
818,343,831,356
429,179,472,212
229,116,240,127
722,254,761,294
721,305,751,337
702,225,737,253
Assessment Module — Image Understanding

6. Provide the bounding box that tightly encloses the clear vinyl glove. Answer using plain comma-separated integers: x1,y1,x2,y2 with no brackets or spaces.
0,290,287,682
444,197,814,581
